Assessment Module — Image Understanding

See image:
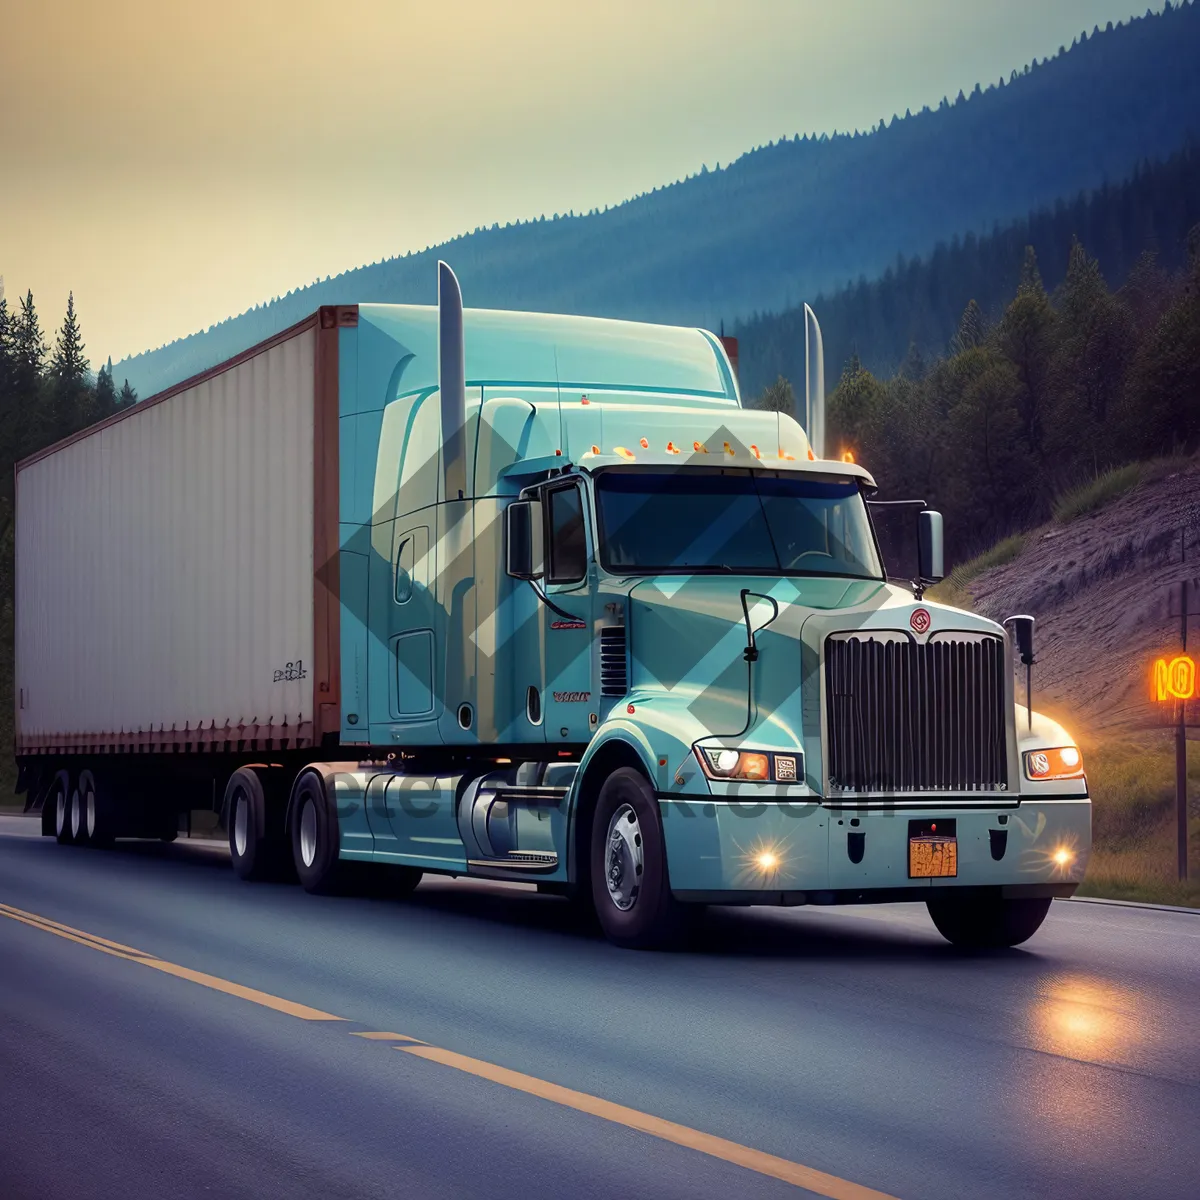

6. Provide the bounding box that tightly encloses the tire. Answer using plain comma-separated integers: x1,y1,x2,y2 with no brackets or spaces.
290,771,345,894
68,778,87,845
225,768,289,881
926,894,1052,948
50,770,73,845
589,767,684,949
76,769,115,848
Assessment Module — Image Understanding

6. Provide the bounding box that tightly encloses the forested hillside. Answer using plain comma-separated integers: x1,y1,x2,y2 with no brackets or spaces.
822,234,1200,564
114,2,1200,402
736,141,1200,397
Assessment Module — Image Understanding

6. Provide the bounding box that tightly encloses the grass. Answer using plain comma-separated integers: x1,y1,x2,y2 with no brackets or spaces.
1051,462,1143,523
926,532,1028,610
1078,737,1200,908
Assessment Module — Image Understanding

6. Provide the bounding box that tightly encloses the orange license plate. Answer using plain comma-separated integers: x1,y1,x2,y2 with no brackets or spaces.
909,836,957,878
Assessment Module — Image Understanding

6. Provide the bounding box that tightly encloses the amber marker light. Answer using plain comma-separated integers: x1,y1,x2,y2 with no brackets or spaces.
639,437,649,449
756,851,780,872
1024,746,1085,781
841,450,855,463
613,446,636,461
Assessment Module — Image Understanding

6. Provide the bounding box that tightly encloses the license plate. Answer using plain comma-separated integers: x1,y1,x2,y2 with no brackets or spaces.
909,835,957,878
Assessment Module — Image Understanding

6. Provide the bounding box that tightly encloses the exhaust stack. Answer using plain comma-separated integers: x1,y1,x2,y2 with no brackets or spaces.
804,303,825,459
438,261,467,501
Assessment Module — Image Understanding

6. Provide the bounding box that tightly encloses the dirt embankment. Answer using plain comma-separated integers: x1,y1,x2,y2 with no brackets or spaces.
966,460,1200,743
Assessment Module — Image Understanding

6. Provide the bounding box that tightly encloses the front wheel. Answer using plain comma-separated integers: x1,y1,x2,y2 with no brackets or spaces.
589,767,684,949
926,894,1052,948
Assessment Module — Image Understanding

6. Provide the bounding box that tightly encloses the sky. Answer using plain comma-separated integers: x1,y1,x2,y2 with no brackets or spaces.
0,0,1162,366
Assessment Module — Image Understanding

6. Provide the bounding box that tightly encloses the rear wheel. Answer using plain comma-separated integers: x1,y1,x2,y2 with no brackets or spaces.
226,768,289,881
76,769,115,847
290,771,345,894
50,770,73,845
589,767,684,949
927,894,1052,948
68,780,86,845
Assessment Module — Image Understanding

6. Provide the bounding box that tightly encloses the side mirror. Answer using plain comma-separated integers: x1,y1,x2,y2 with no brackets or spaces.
917,510,944,583
1007,614,1035,665
505,499,543,580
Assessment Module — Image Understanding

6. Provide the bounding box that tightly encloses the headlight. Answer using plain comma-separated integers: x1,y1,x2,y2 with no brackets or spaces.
695,747,802,783
1024,746,1084,781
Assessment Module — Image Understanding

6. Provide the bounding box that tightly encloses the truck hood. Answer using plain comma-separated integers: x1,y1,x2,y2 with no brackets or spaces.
626,574,1006,747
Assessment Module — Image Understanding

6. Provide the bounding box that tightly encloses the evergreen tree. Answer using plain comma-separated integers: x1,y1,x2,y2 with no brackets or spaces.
118,380,137,408
757,375,796,416
95,357,117,420
952,299,987,352
996,247,1057,460
49,292,91,440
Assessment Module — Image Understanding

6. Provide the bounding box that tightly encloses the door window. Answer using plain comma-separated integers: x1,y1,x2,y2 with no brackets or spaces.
546,485,587,584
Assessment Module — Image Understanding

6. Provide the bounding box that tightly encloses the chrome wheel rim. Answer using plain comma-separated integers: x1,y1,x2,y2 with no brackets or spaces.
86,788,96,839
605,803,643,912
233,792,248,858
70,789,82,839
55,787,67,836
300,798,318,868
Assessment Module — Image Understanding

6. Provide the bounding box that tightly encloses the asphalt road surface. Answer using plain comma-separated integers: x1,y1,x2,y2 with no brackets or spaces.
1,813,1197,1200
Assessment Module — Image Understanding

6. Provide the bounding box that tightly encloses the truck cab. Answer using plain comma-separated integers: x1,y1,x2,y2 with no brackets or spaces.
326,265,1091,948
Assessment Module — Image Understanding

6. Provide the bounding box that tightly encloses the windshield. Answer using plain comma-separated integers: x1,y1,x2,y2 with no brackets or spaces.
594,468,884,579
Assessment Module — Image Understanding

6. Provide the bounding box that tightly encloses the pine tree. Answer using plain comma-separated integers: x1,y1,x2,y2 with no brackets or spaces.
49,292,91,439
952,299,987,352
95,357,117,420
118,380,137,408
757,375,796,416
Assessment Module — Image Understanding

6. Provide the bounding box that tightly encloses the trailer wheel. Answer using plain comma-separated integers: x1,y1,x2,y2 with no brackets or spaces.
68,778,87,845
290,771,344,894
590,767,684,949
50,770,73,845
926,894,1052,948
225,768,287,881
76,769,114,847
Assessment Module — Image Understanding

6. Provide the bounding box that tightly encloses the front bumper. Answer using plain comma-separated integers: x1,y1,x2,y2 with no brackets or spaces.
658,794,1091,903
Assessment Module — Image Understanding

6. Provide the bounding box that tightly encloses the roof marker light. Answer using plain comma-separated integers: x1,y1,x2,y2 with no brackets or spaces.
807,448,816,461
724,441,734,456
614,446,636,461
640,437,649,449
666,441,680,454
750,444,761,459
693,441,708,453
581,396,590,405
842,450,855,463
590,445,600,455
778,449,795,461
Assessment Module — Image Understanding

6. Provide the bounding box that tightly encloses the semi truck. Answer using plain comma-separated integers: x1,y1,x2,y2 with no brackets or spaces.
14,263,1091,949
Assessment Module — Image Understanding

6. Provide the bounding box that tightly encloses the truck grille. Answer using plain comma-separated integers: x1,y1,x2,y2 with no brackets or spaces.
600,626,628,697
825,634,1008,794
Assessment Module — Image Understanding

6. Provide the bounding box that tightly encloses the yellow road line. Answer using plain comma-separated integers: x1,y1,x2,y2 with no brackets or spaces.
350,1031,425,1042
0,900,900,1198
401,1045,901,1200
0,902,342,1022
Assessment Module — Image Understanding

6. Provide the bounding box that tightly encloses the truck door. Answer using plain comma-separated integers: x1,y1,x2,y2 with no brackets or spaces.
541,481,595,745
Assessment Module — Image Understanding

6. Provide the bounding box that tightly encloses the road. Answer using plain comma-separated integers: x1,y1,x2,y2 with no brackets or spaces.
1,812,1197,1200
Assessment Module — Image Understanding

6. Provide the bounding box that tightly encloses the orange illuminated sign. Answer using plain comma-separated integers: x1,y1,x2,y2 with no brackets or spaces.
1153,655,1197,701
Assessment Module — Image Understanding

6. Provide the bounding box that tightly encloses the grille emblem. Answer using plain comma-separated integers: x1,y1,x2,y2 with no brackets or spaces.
910,607,932,635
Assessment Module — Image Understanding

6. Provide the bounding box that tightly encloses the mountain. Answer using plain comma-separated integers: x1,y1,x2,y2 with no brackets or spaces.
735,140,1200,399
115,2,1200,401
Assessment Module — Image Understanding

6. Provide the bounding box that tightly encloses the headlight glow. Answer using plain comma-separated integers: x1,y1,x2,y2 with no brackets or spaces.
1024,746,1085,781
